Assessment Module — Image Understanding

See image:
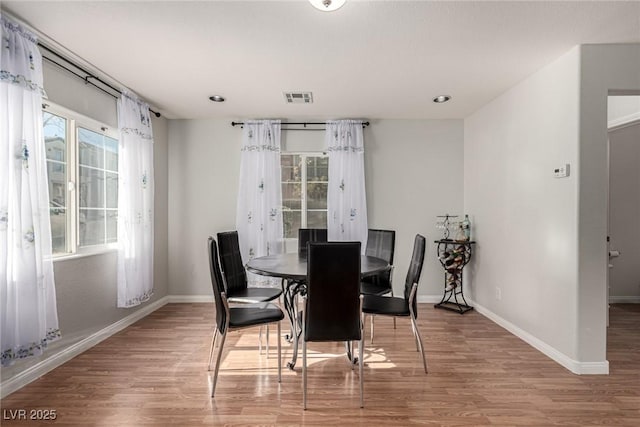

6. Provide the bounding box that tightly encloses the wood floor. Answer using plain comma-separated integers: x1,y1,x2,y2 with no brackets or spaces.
1,303,639,426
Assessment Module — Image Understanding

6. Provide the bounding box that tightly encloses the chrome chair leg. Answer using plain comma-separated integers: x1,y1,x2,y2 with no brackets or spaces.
208,327,218,371
409,318,420,351
410,314,428,373
349,341,355,370
211,329,228,397
259,326,263,354
266,324,270,357
277,321,282,382
390,289,397,330
302,315,307,410
359,337,364,408
370,315,374,344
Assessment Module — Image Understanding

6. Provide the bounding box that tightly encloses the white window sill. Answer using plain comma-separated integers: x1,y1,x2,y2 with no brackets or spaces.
52,246,117,262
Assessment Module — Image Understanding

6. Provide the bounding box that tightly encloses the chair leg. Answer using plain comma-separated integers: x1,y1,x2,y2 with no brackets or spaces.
259,326,263,354
302,329,307,410
410,315,428,374
409,319,419,351
390,289,397,330
211,329,228,397
208,327,218,371
359,336,364,408
266,324,270,357
370,315,374,344
277,321,282,383
349,341,355,370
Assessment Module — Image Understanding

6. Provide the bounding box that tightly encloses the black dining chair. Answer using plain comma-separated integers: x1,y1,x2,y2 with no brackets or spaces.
207,237,284,398
302,241,364,409
362,234,428,373
217,231,282,303
361,229,395,296
297,228,328,258
361,229,396,337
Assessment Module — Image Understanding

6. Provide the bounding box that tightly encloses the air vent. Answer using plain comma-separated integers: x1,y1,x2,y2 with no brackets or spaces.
284,92,313,104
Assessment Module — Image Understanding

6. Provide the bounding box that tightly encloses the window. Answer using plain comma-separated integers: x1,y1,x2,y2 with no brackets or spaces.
43,104,118,255
281,153,328,238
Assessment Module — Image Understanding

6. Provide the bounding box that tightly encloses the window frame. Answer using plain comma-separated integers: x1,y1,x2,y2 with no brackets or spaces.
281,151,328,241
43,102,119,259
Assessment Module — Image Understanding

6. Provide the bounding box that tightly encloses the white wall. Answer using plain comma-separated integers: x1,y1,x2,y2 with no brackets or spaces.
167,119,464,299
168,120,240,296
608,95,640,127
608,122,640,301
42,60,118,128
577,44,640,364
365,120,464,298
464,47,581,364
464,44,640,373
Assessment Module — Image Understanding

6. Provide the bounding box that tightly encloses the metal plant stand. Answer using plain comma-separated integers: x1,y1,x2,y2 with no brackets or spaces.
434,239,475,314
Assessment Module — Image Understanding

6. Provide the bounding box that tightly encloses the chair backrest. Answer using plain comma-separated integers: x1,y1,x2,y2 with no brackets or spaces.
365,229,396,264
217,231,247,294
298,228,328,258
208,237,228,333
364,229,396,285
404,234,426,316
304,242,362,342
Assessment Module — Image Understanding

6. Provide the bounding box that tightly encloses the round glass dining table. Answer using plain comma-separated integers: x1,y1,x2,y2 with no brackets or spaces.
246,253,390,369
246,253,390,281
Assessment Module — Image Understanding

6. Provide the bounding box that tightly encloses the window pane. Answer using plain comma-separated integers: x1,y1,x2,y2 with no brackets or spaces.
282,182,302,210
307,211,327,229
44,112,66,162
79,209,105,246
49,208,66,253
307,182,327,209
79,127,104,168
281,154,302,182
306,156,328,181
105,136,118,172
79,166,104,208
47,162,66,208
106,210,117,243
283,210,301,239
106,172,118,209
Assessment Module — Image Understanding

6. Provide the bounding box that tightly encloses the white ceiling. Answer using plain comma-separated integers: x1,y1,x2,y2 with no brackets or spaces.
3,1,640,120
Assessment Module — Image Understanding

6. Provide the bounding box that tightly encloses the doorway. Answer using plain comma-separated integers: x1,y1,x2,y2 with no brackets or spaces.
606,95,640,363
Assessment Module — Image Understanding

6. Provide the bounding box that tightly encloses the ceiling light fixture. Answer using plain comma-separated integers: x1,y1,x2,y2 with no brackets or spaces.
209,95,225,102
309,0,346,12
433,95,451,103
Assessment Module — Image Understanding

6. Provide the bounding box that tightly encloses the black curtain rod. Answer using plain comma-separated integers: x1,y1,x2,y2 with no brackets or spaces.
231,121,369,129
38,43,161,118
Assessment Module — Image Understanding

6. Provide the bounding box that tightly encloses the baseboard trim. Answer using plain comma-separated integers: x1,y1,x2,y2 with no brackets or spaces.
1,296,170,399
609,296,640,304
472,300,609,375
168,295,214,303
417,295,446,304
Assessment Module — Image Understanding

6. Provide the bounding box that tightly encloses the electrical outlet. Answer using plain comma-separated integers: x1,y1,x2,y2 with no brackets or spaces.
495,286,502,301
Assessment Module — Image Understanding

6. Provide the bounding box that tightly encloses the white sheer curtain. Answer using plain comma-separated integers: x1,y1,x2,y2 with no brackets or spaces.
1,16,60,366
116,89,154,308
326,120,368,252
236,120,283,286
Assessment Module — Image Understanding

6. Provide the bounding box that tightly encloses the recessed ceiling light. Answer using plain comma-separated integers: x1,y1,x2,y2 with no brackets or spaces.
309,0,346,12
209,95,225,102
433,95,451,103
